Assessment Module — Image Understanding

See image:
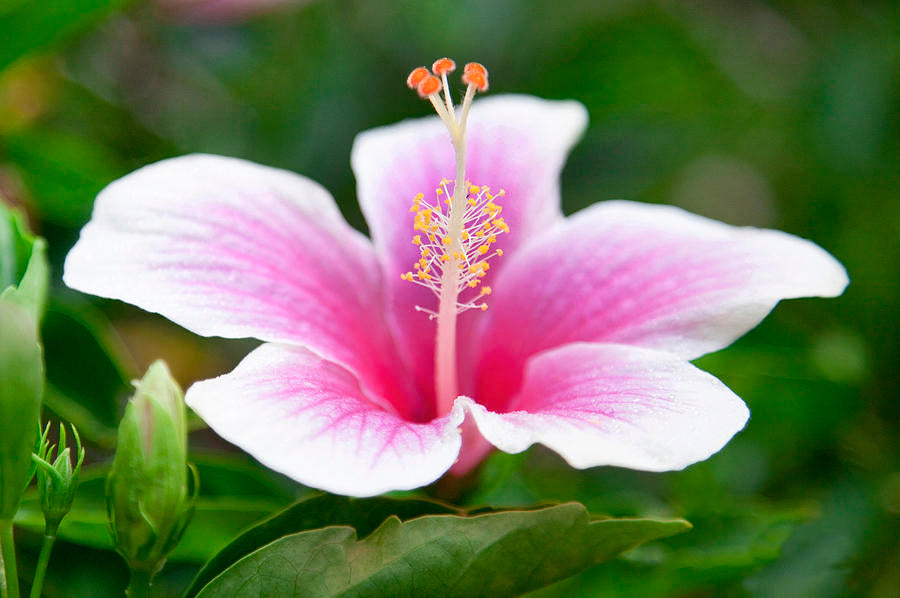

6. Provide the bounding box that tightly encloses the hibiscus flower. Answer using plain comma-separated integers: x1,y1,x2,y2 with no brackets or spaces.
64,60,847,497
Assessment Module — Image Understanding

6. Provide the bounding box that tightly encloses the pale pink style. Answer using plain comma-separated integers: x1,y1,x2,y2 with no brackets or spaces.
64,95,847,497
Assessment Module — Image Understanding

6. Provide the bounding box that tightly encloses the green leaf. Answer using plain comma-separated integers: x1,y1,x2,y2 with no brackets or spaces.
193,503,689,598
0,0,132,73
0,298,44,519
185,492,460,597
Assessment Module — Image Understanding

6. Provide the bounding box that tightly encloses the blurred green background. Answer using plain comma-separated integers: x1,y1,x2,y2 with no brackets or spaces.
1,0,897,596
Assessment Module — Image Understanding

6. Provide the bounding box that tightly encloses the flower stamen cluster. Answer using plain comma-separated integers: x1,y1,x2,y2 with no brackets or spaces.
402,180,507,316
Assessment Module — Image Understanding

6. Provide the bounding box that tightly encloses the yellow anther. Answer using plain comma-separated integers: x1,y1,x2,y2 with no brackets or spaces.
468,280,478,288
441,255,450,262
497,249,503,256
442,236,452,246
428,234,436,242
461,231,469,241
478,245,489,255
401,272,413,281
469,184,480,194
480,304,488,311
488,235,496,243
480,286,492,295
436,188,443,195
468,198,477,206
412,235,422,245
422,247,431,257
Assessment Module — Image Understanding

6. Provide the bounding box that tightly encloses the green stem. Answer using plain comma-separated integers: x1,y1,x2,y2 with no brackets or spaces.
125,567,153,598
0,520,19,598
28,534,55,598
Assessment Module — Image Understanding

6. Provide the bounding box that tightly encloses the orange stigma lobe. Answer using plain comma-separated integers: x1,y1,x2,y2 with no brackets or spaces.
416,75,442,98
462,68,488,91
432,57,456,75
406,58,490,104
463,62,486,76
406,67,429,89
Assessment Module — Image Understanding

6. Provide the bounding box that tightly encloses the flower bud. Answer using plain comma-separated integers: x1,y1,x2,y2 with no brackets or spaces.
0,300,43,521
33,423,85,533
106,360,196,574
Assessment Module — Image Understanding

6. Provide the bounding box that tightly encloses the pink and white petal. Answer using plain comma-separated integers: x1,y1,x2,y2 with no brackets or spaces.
351,95,588,399
186,343,465,497
64,155,420,417
473,201,848,409
460,343,749,472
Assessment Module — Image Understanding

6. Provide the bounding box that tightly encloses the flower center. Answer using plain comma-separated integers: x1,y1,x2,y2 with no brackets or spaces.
401,181,507,316
402,58,505,417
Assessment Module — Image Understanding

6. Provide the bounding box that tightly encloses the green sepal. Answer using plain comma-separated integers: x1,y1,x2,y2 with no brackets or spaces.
0,204,49,327
33,423,85,532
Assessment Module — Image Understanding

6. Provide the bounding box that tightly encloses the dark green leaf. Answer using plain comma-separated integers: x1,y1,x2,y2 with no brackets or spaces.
193,503,689,598
184,492,460,597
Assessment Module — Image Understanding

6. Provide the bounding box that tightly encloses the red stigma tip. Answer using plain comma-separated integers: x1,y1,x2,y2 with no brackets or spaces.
432,57,456,76
417,74,442,98
407,67,429,90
